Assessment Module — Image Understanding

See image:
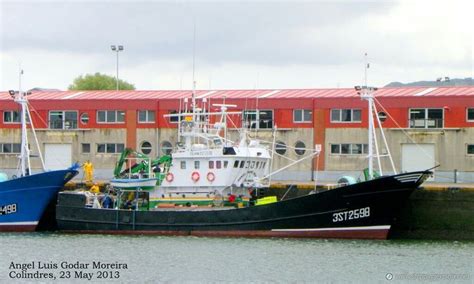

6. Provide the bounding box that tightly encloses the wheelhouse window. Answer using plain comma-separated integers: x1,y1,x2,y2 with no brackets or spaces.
97,110,125,123
331,109,361,123
138,110,155,123
409,108,443,128
0,143,21,154
3,110,21,123
97,143,124,154
467,108,474,122
330,143,368,155
243,110,273,129
293,109,312,123
49,111,78,129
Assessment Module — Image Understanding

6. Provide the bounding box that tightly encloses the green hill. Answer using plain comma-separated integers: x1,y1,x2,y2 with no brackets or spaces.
385,77,473,87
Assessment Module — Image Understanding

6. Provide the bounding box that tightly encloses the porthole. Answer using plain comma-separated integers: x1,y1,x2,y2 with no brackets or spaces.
378,111,387,123
275,141,287,155
141,141,152,155
80,113,89,125
161,141,173,155
295,141,306,156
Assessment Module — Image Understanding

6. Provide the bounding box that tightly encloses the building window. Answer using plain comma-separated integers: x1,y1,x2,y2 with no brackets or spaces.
224,161,228,168
161,141,173,155
138,110,155,123
140,141,152,155
97,143,124,154
0,143,21,154
49,111,78,129
80,113,89,125
467,108,474,122
169,110,181,123
293,109,312,123
295,141,306,156
194,161,200,169
81,143,91,153
331,109,361,123
97,110,125,123
234,160,239,168
180,161,186,169
330,143,368,155
467,144,474,155
216,161,222,169
3,110,21,123
275,141,287,155
209,161,214,169
243,110,273,129
409,108,443,128
378,111,387,123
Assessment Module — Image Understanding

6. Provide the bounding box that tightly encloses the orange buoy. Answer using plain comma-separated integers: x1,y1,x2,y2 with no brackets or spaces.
207,172,215,182
166,173,174,182
191,171,200,182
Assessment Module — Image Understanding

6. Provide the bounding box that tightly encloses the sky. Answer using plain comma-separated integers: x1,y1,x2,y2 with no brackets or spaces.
0,0,472,91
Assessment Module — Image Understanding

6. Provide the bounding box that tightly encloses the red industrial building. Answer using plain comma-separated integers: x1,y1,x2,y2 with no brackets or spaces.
1,86,473,182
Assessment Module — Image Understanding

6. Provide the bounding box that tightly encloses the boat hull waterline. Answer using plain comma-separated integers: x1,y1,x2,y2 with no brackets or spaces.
0,169,78,232
56,171,431,239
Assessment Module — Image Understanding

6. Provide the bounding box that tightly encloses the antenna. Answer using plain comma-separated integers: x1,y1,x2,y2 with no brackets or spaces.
364,52,369,87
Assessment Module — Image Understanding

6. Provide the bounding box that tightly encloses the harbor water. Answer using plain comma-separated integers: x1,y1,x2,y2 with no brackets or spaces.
0,233,472,283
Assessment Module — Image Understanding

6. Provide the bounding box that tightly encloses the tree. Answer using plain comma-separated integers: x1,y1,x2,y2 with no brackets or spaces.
68,72,135,90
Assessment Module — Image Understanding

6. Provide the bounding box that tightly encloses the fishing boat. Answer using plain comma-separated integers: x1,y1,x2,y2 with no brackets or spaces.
56,86,431,239
0,73,78,232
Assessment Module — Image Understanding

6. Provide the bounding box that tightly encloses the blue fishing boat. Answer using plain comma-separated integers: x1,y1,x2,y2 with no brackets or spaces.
0,73,78,232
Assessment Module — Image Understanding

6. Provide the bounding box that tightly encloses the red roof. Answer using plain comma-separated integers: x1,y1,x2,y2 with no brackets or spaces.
0,86,473,101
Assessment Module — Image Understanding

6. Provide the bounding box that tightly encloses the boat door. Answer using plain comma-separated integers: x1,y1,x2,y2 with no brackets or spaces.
401,143,435,180
44,143,72,170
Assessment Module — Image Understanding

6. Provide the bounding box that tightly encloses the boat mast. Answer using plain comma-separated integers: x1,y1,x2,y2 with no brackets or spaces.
17,69,30,176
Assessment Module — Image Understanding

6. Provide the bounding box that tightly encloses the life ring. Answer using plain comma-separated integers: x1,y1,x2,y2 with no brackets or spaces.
191,171,200,182
207,172,215,182
166,173,174,182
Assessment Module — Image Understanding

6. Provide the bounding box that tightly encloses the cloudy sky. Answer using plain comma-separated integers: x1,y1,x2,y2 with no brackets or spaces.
0,0,472,91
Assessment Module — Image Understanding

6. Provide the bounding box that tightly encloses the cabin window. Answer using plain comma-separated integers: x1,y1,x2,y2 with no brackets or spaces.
467,144,474,155
245,161,250,168
295,141,306,156
256,161,260,168
234,160,239,168
81,143,91,153
331,109,361,123
409,108,443,128
3,110,22,123
262,162,266,169
49,110,78,129
239,161,245,168
293,109,312,123
216,161,222,169
140,141,152,155
194,161,200,169
209,161,214,169
467,108,474,122
180,161,186,169
97,143,124,154
138,110,155,123
97,110,125,123
243,110,273,129
0,143,21,154
161,141,173,155
275,141,287,155
224,161,228,168
250,161,255,169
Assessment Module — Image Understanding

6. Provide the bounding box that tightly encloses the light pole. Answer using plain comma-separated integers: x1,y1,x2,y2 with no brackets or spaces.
110,45,124,91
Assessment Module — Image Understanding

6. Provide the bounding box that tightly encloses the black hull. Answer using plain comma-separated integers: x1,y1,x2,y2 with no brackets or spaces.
56,171,431,239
